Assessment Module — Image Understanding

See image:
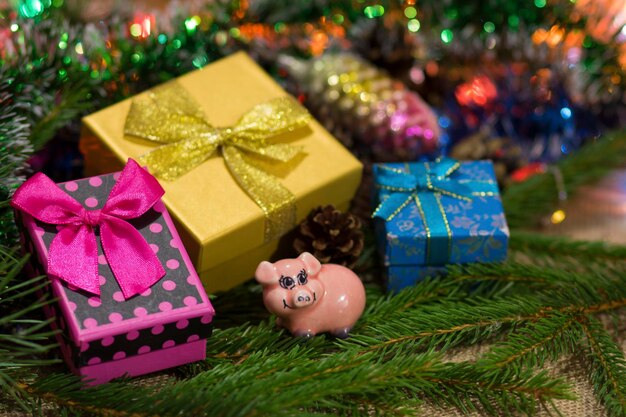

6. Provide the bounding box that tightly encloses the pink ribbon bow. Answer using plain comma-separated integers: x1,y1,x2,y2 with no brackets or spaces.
11,159,166,299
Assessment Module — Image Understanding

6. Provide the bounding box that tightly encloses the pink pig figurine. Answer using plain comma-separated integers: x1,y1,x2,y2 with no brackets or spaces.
255,252,366,338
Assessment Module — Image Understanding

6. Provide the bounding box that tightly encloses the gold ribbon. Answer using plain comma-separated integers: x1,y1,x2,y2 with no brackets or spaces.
124,81,311,242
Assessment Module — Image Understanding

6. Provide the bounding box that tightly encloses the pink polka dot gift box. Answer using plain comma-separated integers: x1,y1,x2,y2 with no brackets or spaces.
11,159,215,385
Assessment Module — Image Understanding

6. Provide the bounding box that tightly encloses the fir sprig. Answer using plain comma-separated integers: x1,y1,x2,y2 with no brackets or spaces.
479,313,584,370
0,248,59,410
579,317,626,416
510,231,626,262
503,130,626,229
17,349,574,417
7,233,626,416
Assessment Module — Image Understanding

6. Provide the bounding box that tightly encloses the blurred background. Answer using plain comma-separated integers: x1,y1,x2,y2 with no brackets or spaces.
1,0,626,241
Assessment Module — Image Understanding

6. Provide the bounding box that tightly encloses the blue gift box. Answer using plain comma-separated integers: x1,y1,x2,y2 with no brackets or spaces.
373,159,509,291
386,265,447,293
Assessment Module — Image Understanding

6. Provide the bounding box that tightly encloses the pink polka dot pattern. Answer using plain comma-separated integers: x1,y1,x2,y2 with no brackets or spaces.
113,291,124,302
159,302,172,312
162,280,176,291
150,244,159,253
140,288,152,297
113,172,121,180
72,315,214,365
101,336,114,347
183,296,198,307
87,297,102,308
109,312,123,323
134,307,148,318
83,318,98,328
80,342,90,352
98,255,107,265
126,330,139,341
89,177,103,187
149,223,162,233
34,226,45,237
169,238,178,248
187,276,196,285
64,181,78,192
67,301,77,312
87,357,102,365
85,197,99,208
99,275,107,285
201,314,213,324
166,259,179,270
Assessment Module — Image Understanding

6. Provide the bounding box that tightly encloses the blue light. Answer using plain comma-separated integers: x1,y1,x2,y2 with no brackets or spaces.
438,116,451,129
560,107,572,119
561,144,568,154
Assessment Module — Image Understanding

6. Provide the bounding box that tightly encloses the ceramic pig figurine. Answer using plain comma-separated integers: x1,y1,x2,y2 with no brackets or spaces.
255,252,366,338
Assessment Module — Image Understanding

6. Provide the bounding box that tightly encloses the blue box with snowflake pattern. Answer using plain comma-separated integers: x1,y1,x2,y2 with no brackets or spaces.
373,160,509,291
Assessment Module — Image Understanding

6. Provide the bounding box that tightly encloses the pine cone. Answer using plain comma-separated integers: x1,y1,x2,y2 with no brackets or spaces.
293,205,364,268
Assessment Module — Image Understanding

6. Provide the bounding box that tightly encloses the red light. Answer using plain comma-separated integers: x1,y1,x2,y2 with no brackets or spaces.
455,75,497,107
129,13,156,40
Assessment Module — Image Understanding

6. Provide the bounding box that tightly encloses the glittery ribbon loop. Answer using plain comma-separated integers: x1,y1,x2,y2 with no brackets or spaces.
11,159,166,299
373,158,499,264
124,81,311,241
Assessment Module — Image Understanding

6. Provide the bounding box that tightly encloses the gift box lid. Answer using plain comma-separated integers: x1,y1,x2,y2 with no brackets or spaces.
374,160,509,267
81,52,362,277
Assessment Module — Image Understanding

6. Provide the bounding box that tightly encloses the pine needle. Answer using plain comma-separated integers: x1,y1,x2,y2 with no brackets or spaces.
579,317,626,417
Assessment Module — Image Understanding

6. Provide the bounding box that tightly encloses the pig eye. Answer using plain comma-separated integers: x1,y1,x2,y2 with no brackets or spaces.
279,276,295,290
297,269,307,285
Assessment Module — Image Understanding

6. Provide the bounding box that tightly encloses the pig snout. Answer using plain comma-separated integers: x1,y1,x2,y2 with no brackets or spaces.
293,290,315,308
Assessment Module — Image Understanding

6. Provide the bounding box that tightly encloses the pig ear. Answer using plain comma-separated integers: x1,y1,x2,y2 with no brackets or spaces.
255,261,278,285
298,252,321,275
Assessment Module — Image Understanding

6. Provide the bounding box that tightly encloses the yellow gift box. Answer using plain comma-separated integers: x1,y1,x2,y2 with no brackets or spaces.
80,52,363,293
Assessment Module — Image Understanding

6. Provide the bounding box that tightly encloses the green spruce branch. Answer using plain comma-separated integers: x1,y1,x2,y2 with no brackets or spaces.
16,349,573,417
28,84,93,150
0,248,59,410
3,236,625,415
503,130,626,229
479,313,583,369
9,239,625,416
579,317,626,416
347,286,626,354
510,231,626,262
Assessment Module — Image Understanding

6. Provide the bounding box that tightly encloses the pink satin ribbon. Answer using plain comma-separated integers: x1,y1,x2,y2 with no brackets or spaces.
12,159,166,299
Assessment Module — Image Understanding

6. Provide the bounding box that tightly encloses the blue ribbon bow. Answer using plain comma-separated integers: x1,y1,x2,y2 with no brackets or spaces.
373,158,500,264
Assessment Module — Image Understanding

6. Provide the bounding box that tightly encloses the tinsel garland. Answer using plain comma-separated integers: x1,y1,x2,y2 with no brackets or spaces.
0,0,624,173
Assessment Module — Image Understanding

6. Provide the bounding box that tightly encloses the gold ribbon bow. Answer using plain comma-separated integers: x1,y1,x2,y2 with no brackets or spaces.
124,81,311,242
